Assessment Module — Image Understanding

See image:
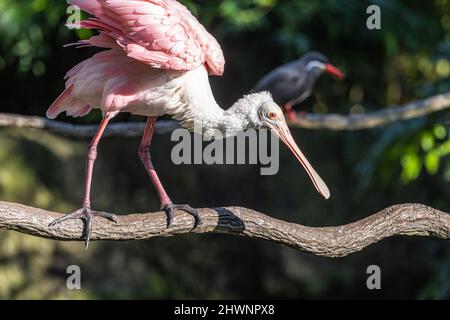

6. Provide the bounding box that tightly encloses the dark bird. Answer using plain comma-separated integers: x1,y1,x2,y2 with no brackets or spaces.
253,52,344,121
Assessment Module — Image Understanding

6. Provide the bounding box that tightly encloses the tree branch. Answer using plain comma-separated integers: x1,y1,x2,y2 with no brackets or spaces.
0,113,178,138
290,92,450,130
1,92,449,138
0,201,448,257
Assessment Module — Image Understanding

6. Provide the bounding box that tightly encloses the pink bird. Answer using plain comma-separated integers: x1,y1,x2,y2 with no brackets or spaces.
48,0,330,248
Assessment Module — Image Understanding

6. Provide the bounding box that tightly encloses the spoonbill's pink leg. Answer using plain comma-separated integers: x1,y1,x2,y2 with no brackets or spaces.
139,116,201,227
49,112,118,249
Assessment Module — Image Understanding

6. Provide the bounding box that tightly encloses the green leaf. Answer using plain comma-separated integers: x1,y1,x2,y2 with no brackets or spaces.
424,152,440,175
420,132,434,152
400,151,422,183
433,125,447,140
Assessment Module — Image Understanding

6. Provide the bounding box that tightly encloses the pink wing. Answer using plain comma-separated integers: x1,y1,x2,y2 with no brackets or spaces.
69,0,225,76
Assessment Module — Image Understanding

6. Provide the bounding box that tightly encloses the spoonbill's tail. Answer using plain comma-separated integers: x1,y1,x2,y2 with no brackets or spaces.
46,84,92,119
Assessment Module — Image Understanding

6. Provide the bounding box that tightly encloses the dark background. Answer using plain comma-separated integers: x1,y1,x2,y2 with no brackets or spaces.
0,0,449,299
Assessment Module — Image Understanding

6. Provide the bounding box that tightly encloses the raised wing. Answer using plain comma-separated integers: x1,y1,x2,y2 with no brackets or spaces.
69,0,225,75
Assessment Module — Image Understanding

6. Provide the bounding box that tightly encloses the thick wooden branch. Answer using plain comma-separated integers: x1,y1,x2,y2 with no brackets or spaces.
0,201,448,257
1,92,449,138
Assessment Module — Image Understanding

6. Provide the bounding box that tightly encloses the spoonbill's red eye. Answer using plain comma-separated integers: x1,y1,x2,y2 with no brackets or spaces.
268,112,278,120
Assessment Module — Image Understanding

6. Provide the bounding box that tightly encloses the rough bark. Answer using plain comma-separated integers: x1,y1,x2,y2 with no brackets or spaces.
0,201,448,257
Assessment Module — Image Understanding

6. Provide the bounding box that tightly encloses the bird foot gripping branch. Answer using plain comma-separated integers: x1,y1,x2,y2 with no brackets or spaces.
49,207,117,249
47,0,330,246
162,204,203,229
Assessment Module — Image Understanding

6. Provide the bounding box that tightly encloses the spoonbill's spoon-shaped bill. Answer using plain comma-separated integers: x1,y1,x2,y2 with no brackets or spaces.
272,120,330,199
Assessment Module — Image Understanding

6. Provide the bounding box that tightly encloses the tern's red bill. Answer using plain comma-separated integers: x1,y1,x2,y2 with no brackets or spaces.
325,63,345,80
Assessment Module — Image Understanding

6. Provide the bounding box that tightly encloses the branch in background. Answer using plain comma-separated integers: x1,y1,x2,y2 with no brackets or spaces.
0,201,448,257
289,92,450,130
1,92,449,138
0,114,179,138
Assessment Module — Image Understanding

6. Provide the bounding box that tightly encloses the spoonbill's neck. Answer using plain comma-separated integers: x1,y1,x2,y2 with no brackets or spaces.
204,105,256,138
177,101,255,139
175,66,261,139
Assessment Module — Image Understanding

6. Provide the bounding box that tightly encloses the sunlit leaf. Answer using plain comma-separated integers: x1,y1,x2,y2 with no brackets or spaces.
420,132,435,151
400,151,422,182
425,152,440,175
433,125,447,139
435,58,450,78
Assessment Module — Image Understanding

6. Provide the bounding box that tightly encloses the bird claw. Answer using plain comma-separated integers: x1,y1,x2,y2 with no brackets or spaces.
49,207,117,249
162,204,202,228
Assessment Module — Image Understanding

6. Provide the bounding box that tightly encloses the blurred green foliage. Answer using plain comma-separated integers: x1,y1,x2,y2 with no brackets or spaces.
0,0,449,299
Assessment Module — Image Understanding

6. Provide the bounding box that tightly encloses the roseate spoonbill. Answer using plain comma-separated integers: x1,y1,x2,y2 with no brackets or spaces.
47,0,330,248
253,52,344,121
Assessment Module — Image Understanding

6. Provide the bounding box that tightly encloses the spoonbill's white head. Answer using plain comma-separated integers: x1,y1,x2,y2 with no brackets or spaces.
226,92,330,199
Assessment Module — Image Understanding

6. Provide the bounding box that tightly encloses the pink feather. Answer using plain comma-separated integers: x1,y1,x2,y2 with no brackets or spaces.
67,0,224,75
48,0,225,119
